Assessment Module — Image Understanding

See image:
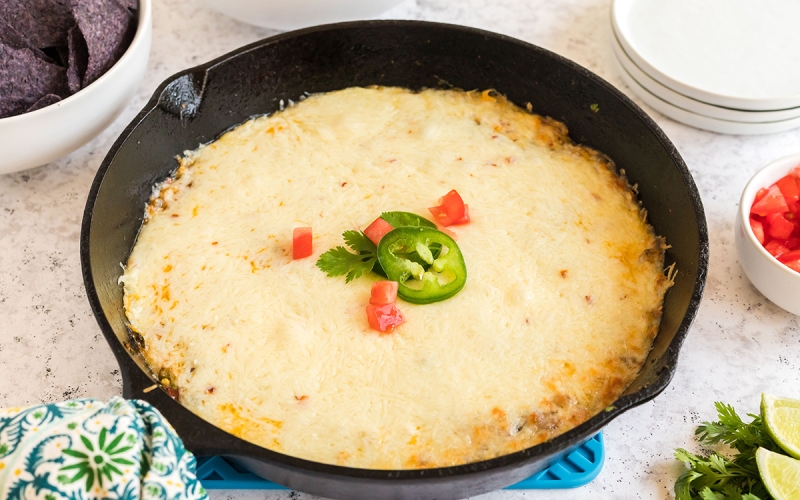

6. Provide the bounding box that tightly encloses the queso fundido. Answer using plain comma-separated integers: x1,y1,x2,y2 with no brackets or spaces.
121,87,671,469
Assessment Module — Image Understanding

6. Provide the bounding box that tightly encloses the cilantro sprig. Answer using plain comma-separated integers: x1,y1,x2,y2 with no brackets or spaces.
316,230,377,283
674,402,786,500
315,212,438,284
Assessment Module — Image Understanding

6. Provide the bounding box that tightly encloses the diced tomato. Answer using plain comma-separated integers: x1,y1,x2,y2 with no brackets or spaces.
364,217,393,246
764,240,791,258
428,189,468,226
778,249,800,263
778,175,800,203
778,175,800,212
370,281,398,305
751,213,767,239
774,245,791,259
751,185,789,217
754,169,800,271
366,303,406,332
452,204,470,225
784,259,800,273
766,212,794,240
750,218,765,244
292,227,312,260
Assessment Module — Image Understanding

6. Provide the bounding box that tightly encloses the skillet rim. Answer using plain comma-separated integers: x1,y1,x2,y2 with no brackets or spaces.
80,18,708,482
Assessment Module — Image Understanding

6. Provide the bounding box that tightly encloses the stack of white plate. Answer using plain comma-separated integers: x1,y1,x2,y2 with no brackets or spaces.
611,0,800,135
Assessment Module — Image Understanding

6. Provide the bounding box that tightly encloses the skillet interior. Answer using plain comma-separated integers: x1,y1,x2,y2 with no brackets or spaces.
80,20,708,500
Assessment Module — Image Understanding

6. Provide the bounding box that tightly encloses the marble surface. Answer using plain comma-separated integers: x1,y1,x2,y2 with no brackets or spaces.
1,0,799,498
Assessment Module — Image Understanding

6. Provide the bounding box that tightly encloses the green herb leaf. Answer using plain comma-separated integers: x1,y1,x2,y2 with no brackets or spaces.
697,403,777,454
316,230,377,283
674,401,789,500
342,230,376,254
379,211,437,229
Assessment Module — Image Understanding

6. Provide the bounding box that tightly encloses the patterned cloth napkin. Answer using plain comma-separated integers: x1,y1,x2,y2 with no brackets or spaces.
0,397,208,500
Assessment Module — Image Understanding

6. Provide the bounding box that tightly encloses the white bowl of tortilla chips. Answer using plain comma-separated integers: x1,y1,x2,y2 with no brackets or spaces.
0,0,151,175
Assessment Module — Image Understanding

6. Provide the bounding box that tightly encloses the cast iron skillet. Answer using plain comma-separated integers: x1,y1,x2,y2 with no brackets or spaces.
81,20,708,500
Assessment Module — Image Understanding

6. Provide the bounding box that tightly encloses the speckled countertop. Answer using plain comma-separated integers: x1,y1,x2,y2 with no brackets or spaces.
1,0,799,498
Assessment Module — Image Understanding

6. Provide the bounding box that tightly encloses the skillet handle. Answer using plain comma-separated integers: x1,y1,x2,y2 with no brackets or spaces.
158,70,208,122
119,355,264,456
120,356,159,399
112,346,243,455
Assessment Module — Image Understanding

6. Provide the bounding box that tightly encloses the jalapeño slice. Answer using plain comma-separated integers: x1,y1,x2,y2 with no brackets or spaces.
379,211,437,229
372,212,438,277
377,227,467,304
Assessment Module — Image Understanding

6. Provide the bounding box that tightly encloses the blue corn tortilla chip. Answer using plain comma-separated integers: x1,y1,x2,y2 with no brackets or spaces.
0,42,69,118
69,0,136,86
56,43,70,67
0,18,34,50
0,18,58,64
26,93,62,112
114,0,138,11
0,0,74,49
66,25,88,93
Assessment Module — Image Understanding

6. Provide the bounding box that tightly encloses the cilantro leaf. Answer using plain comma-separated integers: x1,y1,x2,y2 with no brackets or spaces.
342,230,376,253
379,211,436,229
675,448,763,500
674,401,788,500
697,403,776,453
316,230,377,283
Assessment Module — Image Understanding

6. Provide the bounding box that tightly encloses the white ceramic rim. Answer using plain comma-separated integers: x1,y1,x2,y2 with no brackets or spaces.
610,31,800,123
197,0,404,31
739,152,800,278
610,48,800,135
611,0,800,111
0,0,152,126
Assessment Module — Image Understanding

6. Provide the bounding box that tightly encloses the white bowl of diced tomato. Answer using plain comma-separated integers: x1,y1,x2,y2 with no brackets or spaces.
736,152,800,315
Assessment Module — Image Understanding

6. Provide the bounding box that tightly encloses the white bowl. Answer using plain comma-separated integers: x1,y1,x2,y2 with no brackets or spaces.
0,0,152,176
199,0,404,31
736,152,800,315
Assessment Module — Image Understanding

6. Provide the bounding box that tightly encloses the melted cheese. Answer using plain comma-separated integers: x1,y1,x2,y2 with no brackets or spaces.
121,87,669,469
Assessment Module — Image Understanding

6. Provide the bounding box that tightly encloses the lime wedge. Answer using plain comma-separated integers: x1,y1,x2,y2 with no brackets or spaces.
762,393,800,459
756,447,800,500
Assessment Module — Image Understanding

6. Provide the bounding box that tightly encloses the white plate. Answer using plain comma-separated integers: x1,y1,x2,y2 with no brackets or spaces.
610,31,800,123
611,52,800,135
612,0,800,111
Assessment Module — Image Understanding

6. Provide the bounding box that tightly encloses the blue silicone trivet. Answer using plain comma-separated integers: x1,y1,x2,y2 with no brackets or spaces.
196,432,603,490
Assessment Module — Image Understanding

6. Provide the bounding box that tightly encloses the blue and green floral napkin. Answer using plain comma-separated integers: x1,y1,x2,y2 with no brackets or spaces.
0,397,207,500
